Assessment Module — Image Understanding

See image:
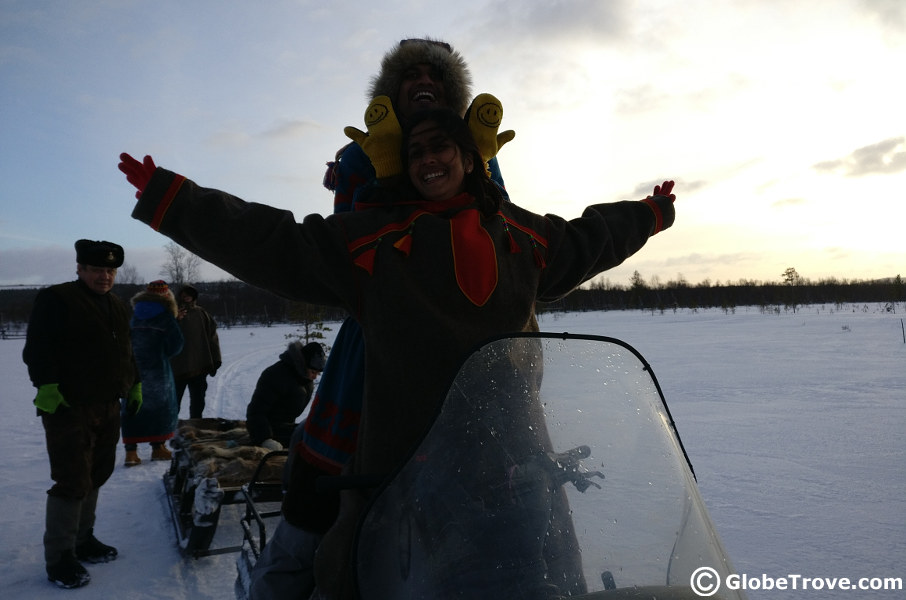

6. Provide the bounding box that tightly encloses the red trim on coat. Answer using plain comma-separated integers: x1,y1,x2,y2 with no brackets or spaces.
150,175,187,231
640,198,663,234
497,211,549,249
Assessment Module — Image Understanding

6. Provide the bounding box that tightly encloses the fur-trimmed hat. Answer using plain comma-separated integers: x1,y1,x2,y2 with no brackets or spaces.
75,239,124,268
131,281,178,317
369,38,473,117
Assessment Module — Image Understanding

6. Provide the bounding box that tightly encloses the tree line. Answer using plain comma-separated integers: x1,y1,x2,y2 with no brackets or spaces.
0,280,346,338
544,270,904,314
2,269,903,338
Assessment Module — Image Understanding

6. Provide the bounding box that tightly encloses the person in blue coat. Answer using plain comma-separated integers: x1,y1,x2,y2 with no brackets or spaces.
122,280,184,466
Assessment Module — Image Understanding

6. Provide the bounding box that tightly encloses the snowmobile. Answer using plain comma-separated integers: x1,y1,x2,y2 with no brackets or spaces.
240,333,747,599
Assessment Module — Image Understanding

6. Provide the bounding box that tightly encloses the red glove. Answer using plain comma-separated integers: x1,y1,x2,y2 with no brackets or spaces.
649,180,676,202
118,153,157,200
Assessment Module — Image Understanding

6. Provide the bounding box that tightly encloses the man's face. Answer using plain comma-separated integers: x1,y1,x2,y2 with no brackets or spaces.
180,292,195,306
77,264,117,295
396,63,447,119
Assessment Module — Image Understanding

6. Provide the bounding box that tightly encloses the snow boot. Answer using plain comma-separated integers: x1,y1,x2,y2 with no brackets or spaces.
124,450,141,466
45,495,89,587
47,550,90,589
151,443,172,461
75,531,118,563
75,487,118,563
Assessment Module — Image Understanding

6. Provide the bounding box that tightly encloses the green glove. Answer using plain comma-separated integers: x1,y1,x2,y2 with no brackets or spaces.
126,383,143,416
344,96,403,179
34,383,69,414
465,93,515,175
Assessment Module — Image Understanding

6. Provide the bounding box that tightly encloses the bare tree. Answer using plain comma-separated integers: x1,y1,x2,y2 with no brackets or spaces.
117,262,142,285
159,242,201,286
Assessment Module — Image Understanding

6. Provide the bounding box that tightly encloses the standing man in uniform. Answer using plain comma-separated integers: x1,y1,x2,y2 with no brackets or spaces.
23,239,142,589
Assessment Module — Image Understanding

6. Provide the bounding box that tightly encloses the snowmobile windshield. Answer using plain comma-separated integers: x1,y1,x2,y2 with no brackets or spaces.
355,334,746,600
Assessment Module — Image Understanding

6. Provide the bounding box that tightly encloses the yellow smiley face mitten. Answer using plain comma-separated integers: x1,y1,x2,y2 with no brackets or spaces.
465,93,516,175
344,96,403,179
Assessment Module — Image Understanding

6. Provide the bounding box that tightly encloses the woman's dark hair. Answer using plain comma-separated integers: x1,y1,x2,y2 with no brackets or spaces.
401,108,504,215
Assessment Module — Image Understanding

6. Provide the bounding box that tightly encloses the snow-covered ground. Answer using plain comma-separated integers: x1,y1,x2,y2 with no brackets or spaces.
1,307,903,599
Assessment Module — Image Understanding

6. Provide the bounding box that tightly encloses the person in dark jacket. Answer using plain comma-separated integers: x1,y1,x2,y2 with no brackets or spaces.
170,284,221,418
118,99,676,598
23,239,141,589
246,341,325,450
122,280,184,466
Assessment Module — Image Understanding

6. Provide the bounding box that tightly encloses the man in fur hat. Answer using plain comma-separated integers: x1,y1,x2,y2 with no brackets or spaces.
23,240,141,588
296,38,503,526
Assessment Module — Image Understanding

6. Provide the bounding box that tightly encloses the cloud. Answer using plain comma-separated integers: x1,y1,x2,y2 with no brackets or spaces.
861,0,906,31
0,245,231,288
0,246,74,287
205,119,322,148
771,197,808,208
631,178,708,198
473,0,630,45
258,119,322,140
812,136,906,176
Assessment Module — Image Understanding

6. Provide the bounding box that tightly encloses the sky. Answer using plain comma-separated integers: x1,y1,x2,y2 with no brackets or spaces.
1,0,904,288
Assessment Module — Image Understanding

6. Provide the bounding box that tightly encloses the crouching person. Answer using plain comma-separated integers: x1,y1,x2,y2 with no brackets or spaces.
246,341,325,451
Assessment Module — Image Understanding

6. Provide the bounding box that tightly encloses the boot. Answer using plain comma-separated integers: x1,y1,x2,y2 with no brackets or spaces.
45,495,88,586
76,488,117,563
124,450,141,467
151,443,172,461
75,530,117,563
47,550,90,588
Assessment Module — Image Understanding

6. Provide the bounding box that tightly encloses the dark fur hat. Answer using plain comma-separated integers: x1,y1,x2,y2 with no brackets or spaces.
369,38,473,117
75,239,124,268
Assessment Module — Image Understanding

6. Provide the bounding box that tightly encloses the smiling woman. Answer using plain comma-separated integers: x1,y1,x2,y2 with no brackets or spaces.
405,121,473,203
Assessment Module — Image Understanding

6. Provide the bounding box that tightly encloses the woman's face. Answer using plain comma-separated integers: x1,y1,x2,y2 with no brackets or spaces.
406,120,473,203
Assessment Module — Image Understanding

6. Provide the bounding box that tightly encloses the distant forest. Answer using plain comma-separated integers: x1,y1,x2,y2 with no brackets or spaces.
2,268,902,338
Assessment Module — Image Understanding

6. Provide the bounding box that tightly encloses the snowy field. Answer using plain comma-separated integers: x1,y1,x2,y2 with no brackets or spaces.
1,306,903,599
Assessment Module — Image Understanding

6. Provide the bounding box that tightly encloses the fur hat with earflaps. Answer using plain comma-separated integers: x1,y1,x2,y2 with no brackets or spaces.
75,239,124,268
369,38,473,117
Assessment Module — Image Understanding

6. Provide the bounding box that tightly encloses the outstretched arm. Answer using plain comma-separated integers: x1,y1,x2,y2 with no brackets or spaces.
117,153,356,308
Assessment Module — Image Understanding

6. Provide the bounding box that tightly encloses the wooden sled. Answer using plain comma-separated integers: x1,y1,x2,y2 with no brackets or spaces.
163,418,287,557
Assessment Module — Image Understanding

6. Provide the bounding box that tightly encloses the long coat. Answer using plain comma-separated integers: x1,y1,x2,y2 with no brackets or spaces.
122,292,184,444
